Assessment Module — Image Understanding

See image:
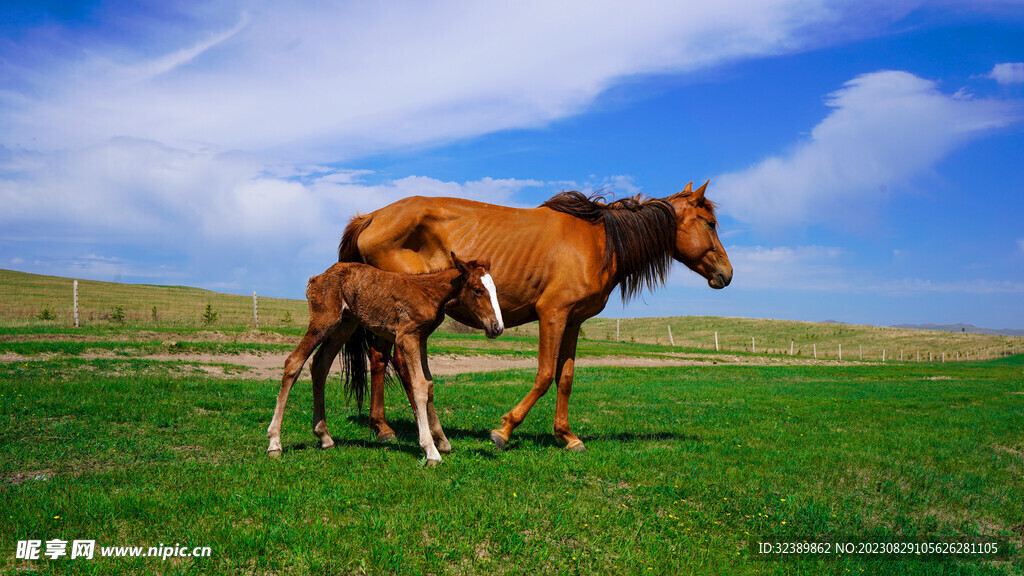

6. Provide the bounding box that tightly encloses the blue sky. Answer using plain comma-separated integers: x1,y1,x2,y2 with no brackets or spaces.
2,1,1023,328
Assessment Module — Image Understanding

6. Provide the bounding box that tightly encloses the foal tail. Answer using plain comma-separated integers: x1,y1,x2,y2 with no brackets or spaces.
338,214,372,263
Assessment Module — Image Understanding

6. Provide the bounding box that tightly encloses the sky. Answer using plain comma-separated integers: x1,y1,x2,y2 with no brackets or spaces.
2,1,1023,329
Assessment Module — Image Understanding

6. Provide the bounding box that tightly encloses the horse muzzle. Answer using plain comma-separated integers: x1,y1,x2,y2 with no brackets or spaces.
486,322,504,339
708,270,732,289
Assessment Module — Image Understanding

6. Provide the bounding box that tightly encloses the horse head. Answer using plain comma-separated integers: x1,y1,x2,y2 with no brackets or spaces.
451,252,504,339
667,181,733,289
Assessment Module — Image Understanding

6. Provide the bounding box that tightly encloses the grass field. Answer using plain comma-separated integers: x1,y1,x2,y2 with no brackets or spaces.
3,269,1024,574
2,353,1023,575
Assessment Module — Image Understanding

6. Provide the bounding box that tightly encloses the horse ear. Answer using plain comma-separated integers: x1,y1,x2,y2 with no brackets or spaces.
669,182,693,200
450,251,469,274
689,180,710,204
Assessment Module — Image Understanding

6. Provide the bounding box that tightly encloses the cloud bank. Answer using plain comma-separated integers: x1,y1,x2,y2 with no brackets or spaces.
1,0,900,158
714,70,1020,229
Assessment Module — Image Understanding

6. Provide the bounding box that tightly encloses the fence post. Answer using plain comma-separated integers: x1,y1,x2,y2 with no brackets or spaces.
616,319,620,342
900,349,903,362
752,337,756,353
839,343,842,362
859,344,862,361
253,291,259,329
813,344,817,359
714,331,719,352
667,325,674,346
882,349,886,362
73,280,79,328
790,340,794,356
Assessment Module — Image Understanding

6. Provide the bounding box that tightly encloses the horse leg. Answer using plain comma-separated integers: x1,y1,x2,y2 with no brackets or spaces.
267,329,325,455
310,321,356,449
398,337,442,465
491,309,568,449
553,323,585,451
368,338,397,442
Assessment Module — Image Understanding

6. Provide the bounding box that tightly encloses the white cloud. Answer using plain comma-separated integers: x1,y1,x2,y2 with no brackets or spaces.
714,70,1020,229
0,139,546,290
986,62,1024,85
0,0,905,158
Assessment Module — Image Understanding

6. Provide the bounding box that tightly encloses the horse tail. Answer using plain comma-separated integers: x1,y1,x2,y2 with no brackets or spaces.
341,326,371,411
339,214,372,262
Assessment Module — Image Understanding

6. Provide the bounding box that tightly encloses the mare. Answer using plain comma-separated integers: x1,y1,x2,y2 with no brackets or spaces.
335,181,732,452
266,253,503,465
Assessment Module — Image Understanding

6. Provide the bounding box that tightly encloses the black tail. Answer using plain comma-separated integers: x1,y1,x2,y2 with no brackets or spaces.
341,326,372,411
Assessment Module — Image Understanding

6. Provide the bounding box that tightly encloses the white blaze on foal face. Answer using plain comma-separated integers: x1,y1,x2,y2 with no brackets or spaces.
480,273,503,331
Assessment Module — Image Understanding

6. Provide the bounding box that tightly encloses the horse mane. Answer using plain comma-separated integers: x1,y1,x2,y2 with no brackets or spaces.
541,191,678,302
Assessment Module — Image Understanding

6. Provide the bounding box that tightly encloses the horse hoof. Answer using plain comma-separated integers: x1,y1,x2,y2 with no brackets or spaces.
267,449,282,458
437,441,452,454
376,432,397,443
425,459,441,468
320,439,335,450
566,441,586,453
490,431,507,451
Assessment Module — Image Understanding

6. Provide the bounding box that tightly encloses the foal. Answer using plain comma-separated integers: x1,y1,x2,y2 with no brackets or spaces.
266,253,503,464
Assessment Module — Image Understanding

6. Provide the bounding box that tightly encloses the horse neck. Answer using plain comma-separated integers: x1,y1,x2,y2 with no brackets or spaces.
409,268,463,308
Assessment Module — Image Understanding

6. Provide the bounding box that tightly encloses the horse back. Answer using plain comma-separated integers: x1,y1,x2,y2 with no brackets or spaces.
342,196,615,326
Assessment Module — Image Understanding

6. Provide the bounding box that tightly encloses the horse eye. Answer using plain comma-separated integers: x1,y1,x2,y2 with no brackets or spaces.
707,221,717,231
474,288,485,296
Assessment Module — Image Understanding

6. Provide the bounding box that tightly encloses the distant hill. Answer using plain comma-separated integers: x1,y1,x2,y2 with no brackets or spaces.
890,323,1024,337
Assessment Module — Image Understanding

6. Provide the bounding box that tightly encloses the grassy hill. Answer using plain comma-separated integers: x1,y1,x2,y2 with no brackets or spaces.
0,268,307,329
2,268,1020,361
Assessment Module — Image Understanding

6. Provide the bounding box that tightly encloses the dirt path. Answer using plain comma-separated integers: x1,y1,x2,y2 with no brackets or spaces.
1,350,842,380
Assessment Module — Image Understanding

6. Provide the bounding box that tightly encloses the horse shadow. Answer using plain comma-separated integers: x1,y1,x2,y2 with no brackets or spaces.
277,416,701,460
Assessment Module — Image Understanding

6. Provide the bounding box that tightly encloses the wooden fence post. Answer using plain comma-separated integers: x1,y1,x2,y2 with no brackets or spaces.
253,291,259,329
882,349,886,362
839,343,842,362
752,337,756,353
73,280,79,328
616,319,620,342
790,340,794,356
714,331,719,352
813,344,817,359
667,325,674,346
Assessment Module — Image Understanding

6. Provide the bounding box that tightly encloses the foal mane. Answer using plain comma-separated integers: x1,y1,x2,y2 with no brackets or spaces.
541,191,677,302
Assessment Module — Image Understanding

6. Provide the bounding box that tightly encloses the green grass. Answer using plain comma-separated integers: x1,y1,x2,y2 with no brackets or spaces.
2,355,1022,575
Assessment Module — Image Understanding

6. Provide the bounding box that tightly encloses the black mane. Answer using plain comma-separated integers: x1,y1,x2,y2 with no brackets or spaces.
541,191,677,302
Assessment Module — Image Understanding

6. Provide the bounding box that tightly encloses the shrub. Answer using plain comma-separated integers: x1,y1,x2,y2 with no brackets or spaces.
202,304,218,326
281,311,293,324
111,305,125,325
37,308,57,321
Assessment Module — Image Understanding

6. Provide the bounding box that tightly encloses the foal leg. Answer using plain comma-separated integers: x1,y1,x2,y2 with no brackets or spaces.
398,337,442,465
418,339,451,454
491,309,568,450
267,329,326,455
310,322,356,449
391,341,450,453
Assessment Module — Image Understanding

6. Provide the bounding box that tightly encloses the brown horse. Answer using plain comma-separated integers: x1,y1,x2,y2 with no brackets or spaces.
336,180,732,452
266,253,502,464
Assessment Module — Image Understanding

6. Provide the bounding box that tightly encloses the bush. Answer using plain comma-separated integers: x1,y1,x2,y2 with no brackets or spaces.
37,308,57,321
281,311,293,324
111,305,126,325
202,304,218,326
